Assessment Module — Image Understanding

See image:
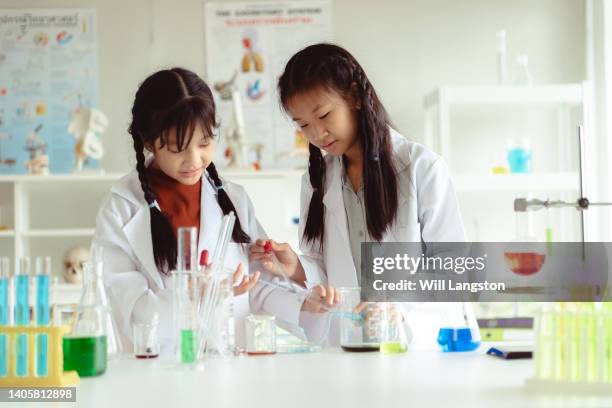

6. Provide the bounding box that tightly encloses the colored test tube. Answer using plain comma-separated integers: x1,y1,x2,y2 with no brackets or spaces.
35,257,51,377
15,257,30,377
0,257,10,377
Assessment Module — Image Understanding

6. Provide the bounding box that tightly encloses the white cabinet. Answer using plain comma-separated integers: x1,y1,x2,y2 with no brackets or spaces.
423,82,593,241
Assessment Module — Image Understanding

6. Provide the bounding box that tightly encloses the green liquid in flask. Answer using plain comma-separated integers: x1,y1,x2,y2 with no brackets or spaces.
63,335,107,377
380,342,407,354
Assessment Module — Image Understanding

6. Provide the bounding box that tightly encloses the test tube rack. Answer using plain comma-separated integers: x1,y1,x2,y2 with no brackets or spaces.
0,324,80,387
526,303,612,393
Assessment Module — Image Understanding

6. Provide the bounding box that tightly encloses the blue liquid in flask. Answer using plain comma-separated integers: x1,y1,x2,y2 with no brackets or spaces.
437,327,481,352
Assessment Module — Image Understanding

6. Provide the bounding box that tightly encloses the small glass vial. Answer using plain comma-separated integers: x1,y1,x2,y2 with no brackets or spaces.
514,54,533,86
245,314,276,356
133,313,160,359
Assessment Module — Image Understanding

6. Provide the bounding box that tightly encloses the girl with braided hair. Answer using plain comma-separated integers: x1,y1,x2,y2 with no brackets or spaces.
250,44,466,347
94,68,332,349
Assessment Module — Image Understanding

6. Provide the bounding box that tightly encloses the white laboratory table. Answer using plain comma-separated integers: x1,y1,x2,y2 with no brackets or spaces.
49,345,612,408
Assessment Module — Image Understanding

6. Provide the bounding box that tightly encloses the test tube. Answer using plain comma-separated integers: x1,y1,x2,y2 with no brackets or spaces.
35,257,51,377
177,227,197,273
0,257,10,377
15,257,30,377
172,272,196,364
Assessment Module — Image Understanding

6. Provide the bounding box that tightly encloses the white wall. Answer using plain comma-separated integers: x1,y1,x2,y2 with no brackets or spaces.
585,0,612,241
0,0,586,173
0,0,588,246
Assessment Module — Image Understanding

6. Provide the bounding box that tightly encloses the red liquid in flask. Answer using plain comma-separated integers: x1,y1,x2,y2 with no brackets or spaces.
247,351,276,356
136,354,159,359
504,252,546,276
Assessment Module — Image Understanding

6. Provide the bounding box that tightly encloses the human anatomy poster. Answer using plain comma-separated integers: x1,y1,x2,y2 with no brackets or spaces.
0,9,99,174
204,1,332,170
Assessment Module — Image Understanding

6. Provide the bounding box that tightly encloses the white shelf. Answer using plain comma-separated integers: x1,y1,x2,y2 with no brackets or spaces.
0,170,303,182
22,229,96,237
0,173,125,183
453,172,579,193
424,84,585,107
0,230,15,238
221,169,304,179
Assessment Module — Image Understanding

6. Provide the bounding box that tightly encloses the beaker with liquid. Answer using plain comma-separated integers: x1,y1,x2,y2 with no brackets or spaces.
506,144,532,174
338,287,382,352
436,303,481,352
379,303,408,354
245,314,276,355
504,210,546,276
133,313,160,359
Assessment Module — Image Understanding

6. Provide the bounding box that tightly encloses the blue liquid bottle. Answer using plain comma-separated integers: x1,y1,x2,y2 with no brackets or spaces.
35,257,51,377
15,258,30,376
0,257,10,377
437,303,481,352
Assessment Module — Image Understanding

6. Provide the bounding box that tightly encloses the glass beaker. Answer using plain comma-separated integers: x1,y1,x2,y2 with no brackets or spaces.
504,210,546,277
436,302,481,352
338,287,382,352
506,139,532,174
133,313,160,359
57,304,108,377
198,268,234,358
379,303,408,354
245,314,276,355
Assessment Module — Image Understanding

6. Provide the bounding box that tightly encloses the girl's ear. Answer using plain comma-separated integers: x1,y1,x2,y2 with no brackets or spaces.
143,140,155,153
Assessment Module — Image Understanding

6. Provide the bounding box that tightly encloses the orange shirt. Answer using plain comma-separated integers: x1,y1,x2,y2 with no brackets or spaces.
147,167,201,237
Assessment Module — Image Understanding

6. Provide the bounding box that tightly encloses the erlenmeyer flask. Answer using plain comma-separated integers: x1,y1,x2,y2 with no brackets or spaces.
62,249,121,377
437,302,481,352
79,246,123,357
504,210,546,276
62,303,108,377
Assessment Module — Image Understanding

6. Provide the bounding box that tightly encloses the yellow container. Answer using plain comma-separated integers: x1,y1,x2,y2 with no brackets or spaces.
0,325,79,387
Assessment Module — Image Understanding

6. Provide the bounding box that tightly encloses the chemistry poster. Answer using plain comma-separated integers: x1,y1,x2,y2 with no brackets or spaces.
0,9,99,174
204,1,332,170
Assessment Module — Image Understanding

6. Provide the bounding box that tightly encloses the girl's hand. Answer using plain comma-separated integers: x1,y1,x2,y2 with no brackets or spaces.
232,263,260,296
249,239,306,285
301,284,340,313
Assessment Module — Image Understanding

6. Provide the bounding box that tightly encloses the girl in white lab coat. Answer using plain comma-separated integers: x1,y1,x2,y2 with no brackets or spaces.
251,43,467,347
94,68,333,350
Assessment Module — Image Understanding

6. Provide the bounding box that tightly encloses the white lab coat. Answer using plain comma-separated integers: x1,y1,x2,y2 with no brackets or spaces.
297,129,467,348
93,168,325,351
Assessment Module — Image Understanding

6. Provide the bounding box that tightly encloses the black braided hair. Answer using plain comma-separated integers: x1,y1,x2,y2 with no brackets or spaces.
206,161,250,243
128,68,250,274
277,43,398,245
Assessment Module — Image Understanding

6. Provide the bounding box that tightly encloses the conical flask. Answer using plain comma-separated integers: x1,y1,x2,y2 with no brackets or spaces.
436,302,481,352
68,246,122,371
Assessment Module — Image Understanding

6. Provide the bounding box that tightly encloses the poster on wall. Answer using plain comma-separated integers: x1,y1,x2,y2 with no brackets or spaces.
204,1,332,170
0,9,99,174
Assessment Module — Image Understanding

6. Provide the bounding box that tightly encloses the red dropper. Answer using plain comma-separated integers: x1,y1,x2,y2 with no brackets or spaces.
199,249,209,267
